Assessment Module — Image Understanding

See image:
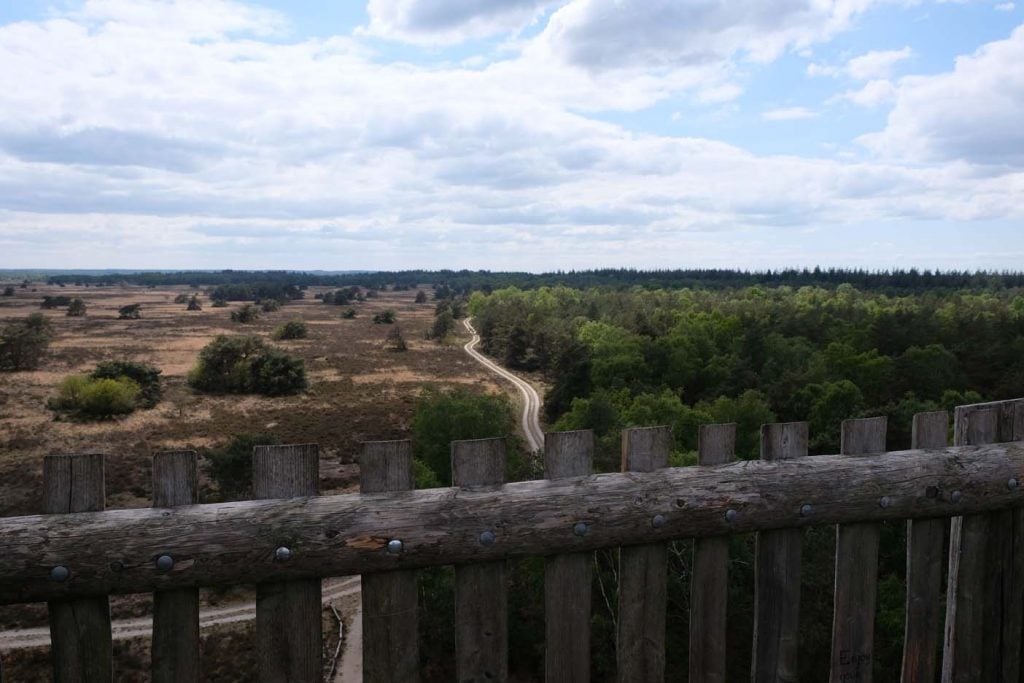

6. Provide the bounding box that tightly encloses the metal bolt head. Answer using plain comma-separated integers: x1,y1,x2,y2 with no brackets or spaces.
951,490,963,504
387,539,403,555
479,530,496,547
725,509,738,523
651,514,666,529
800,504,814,517
1009,478,1019,491
156,555,174,572
274,546,292,562
879,496,891,509
573,521,588,537
51,565,70,583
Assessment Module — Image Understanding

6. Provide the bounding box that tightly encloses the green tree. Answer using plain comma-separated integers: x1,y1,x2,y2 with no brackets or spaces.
187,295,202,311
0,313,52,371
66,298,87,317
230,304,260,323
430,310,455,340
204,433,279,501
414,290,428,304
118,303,142,319
188,335,306,396
385,325,407,351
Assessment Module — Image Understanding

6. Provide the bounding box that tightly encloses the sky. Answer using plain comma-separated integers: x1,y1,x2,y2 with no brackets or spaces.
0,0,1022,272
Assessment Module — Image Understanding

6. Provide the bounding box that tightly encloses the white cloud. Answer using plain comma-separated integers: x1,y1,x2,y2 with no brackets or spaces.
361,0,561,44
830,79,898,107
762,107,819,120
845,46,913,80
996,3,1015,11
860,25,1024,166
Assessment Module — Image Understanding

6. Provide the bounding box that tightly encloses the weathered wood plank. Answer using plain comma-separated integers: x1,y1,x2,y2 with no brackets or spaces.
453,437,508,683
900,412,947,683
942,401,1024,682
43,453,112,683
618,426,671,683
7,441,1024,604
361,440,419,683
543,430,593,683
830,417,887,683
253,444,322,683
151,450,200,683
752,422,808,683
690,423,736,683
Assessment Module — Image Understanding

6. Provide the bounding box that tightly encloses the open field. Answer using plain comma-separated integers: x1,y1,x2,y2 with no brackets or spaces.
0,280,504,679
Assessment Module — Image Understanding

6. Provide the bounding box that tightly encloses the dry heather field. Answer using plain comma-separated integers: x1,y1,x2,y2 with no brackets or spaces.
0,281,502,679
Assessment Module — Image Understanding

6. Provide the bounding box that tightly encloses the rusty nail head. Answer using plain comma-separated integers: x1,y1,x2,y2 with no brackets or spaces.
387,539,403,554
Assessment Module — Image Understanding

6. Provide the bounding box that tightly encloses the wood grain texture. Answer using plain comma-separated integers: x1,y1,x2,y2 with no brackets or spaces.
253,444,322,683
690,423,736,683
8,441,1024,604
943,400,1024,683
900,412,947,683
830,417,887,683
752,422,808,683
43,453,112,683
452,438,508,683
618,426,670,683
151,451,200,683
360,440,419,683
543,430,593,683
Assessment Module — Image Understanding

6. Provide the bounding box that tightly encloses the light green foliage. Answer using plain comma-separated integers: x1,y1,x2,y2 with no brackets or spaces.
188,335,306,396
92,360,162,408
49,375,140,419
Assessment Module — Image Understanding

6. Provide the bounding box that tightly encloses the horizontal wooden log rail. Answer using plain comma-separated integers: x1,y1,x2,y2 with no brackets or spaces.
2,441,1023,605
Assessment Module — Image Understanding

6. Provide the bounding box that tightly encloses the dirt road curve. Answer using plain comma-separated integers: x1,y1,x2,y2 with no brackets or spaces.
463,318,545,451
0,577,361,652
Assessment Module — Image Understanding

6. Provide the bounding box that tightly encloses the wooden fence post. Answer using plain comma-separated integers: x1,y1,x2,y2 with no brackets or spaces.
452,437,508,683
689,423,736,683
751,422,808,683
900,412,948,682
617,426,671,683
943,399,1024,681
361,440,419,683
43,453,113,683
151,450,201,683
830,416,887,683
253,444,322,683
544,430,594,683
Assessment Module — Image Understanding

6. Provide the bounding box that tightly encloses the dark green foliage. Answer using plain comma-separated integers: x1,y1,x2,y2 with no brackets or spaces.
429,310,455,340
188,335,306,396
341,308,357,319
410,387,521,486
322,287,362,305
173,293,191,304
385,325,407,351
414,290,428,303
204,433,279,501
208,282,302,303
0,313,52,371
118,303,141,319
273,319,308,340
187,295,202,311
230,304,260,323
66,298,86,316
372,309,396,324
41,295,72,309
259,299,280,312
211,298,228,308
91,360,162,408
2,286,13,296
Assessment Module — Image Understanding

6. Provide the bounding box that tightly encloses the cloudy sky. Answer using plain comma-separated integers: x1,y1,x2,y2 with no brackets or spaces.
1,0,1022,271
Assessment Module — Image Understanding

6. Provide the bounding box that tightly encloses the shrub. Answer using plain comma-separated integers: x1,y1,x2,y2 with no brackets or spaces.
92,360,162,408
230,304,260,323
187,295,202,311
341,308,357,319
204,433,279,501
49,375,140,419
273,319,308,340
66,298,86,317
118,303,142,319
430,310,455,341
211,298,228,308
188,335,306,396
385,325,407,351
414,290,428,304
2,286,13,296
0,313,52,371
259,299,280,313
41,295,72,309
173,293,191,304
372,309,396,324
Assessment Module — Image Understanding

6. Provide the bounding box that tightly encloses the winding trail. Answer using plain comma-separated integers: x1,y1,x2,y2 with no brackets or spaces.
463,318,545,451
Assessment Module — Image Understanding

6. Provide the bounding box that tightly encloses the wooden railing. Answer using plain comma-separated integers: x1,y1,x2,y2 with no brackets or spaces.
1,398,1022,682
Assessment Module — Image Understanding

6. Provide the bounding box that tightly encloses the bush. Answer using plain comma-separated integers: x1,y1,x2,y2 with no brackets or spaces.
414,290,428,304
187,295,202,311
49,375,140,419
173,293,191,304
430,311,455,340
2,286,13,296
385,325,407,351
211,298,228,308
188,335,306,396
66,298,86,317
259,299,280,313
0,313,52,371
341,308,357,319
274,319,308,340
372,309,396,324
204,433,279,501
91,360,162,408
230,304,260,323
118,303,142,319
41,295,72,309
